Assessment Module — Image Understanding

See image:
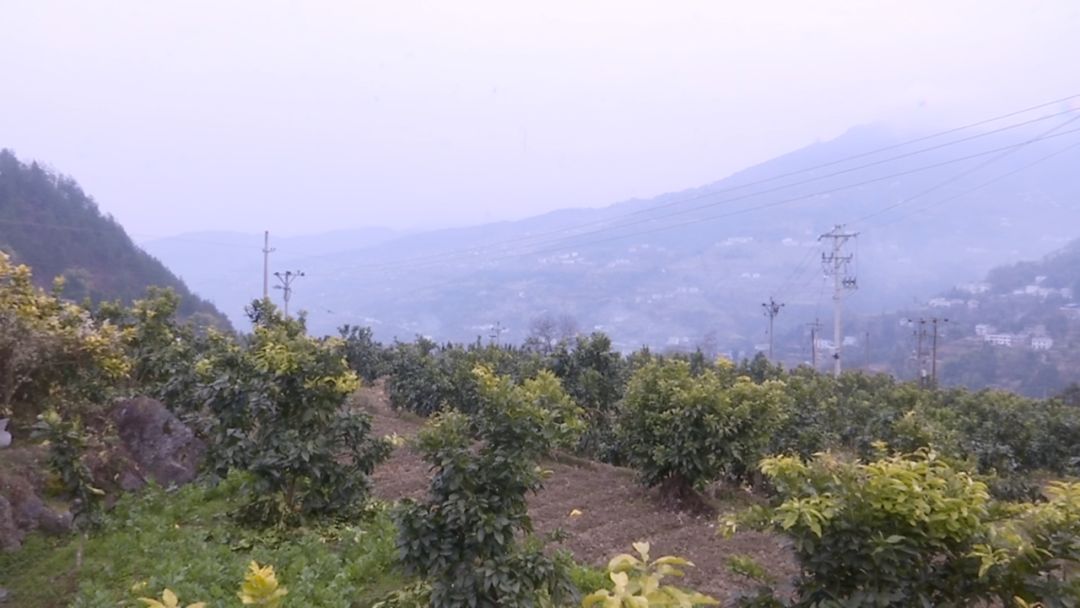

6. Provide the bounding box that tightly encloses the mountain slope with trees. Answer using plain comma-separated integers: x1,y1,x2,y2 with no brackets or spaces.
0,149,227,325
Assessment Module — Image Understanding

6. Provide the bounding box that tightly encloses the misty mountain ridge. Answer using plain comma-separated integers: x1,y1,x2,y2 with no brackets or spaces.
142,118,1080,351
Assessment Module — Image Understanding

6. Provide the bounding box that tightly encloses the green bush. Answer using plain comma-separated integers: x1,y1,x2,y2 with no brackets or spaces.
617,360,788,494
393,366,582,608
196,301,391,526
726,451,1080,607
339,324,389,384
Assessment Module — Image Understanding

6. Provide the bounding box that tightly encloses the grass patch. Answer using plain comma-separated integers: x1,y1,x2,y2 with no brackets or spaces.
0,472,406,607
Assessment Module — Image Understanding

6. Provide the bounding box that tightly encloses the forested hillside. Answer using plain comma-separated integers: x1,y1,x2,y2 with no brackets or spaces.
0,149,227,325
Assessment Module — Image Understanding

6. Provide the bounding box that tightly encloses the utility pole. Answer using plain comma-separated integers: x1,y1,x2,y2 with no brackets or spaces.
808,319,822,369
864,330,871,369
489,321,503,346
911,318,927,386
762,297,784,361
931,318,948,387
273,270,304,318
262,231,275,300
909,317,947,387
819,225,859,377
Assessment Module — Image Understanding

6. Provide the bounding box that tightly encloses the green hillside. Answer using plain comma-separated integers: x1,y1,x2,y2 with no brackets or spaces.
0,149,228,324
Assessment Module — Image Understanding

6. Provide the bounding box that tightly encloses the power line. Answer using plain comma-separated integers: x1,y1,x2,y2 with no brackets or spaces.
864,137,1080,231
850,112,1080,226
356,124,1080,276
331,96,1080,273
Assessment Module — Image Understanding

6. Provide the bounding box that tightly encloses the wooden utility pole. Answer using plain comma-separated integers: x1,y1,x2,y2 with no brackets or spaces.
819,225,859,377
762,298,784,360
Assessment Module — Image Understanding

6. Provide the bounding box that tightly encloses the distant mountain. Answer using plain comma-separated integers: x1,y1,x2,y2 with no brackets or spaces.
146,120,1080,351
0,149,229,325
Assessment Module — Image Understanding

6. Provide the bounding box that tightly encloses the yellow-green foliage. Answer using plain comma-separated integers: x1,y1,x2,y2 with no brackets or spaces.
0,251,128,422
474,365,586,451
726,451,1080,606
583,542,718,607
139,588,206,608
237,561,288,607
139,561,287,608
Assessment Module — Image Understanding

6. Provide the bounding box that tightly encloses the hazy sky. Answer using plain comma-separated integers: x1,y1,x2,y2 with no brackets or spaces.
2,1,1078,238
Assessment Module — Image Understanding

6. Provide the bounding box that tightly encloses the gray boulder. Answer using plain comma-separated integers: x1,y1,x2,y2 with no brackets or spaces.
109,397,205,488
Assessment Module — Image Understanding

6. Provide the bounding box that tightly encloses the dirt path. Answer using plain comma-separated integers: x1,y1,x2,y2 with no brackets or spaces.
354,386,798,602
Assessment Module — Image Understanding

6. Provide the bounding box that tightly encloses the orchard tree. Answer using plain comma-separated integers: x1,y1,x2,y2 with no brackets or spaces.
394,366,582,607
196,300,391,526
0,252,128,427
617,360,789,497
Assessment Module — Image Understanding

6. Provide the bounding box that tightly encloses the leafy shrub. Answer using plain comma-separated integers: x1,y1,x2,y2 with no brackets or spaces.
582,542,717,607
31,409,105,528
550,333,626,460
393,367,581,608
725,451,1080,606
339,324,389,383
971,481,1080,605
385,337,548,418
617,360,788,494
384,337,453,416
197,302,391,526
0,252,128,428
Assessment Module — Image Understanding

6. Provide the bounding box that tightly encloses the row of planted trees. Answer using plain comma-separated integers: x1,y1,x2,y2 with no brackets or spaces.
347,327,1080,606
7,246,1080,607
360,328,1080,498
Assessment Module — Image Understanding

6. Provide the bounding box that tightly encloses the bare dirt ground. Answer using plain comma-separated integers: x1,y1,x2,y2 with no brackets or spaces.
354,385,799,602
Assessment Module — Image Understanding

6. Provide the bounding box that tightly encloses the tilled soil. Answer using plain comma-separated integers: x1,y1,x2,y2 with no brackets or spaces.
355,385,799,602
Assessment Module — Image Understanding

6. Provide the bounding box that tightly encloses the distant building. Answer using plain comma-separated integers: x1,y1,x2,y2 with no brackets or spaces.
984,333,1014,347
929,297,965,308
974,324,993,337
1062,303,1080,319
1031,336,1054,351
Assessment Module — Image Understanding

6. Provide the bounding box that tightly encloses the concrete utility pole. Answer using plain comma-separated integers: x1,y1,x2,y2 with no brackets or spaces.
262,231,275,300
910,317,948,387
819,225,859,377
273,270,304,318
931,317,948,387
808,319,822,369
489,321,503,346
911,318,927,386
762,297,784,360
864,330,871,368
